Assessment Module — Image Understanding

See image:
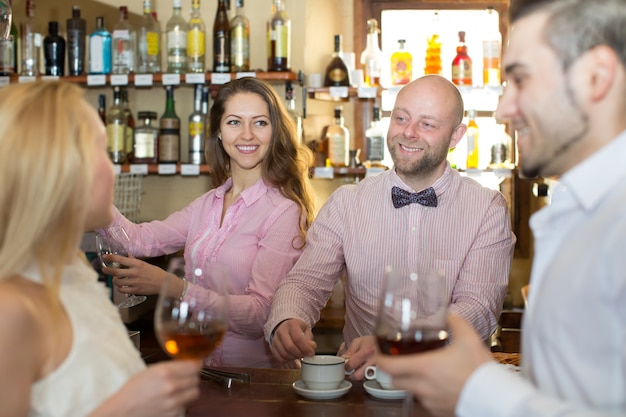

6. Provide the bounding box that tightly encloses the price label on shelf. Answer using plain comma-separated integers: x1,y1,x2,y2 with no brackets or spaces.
162,73,181,85
18,76,36,84
357,87,377,98
365,167,385,177
0,76,10,87
113,164,122,175
181,164,201,176
329,86,349,98
211,73,231,85
110,74,129,86
158,164,177,175
313,167,334,179
134,74,153,87
235,72,256,79
129,164,149,175
41,75,60,81
87,74,106,86
185,73,205,84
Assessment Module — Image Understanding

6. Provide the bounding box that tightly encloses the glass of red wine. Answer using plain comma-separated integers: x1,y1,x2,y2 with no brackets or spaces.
375,265,449,416
154,265,228,416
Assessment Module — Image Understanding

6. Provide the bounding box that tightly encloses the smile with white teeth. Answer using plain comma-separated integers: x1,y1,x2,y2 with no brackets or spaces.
400,144,423,152
237,145,258,152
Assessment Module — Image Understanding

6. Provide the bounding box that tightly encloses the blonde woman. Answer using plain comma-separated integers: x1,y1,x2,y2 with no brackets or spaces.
0,81,201,417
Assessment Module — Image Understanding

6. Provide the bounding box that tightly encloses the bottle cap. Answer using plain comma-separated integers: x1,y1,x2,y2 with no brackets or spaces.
49,21,59,35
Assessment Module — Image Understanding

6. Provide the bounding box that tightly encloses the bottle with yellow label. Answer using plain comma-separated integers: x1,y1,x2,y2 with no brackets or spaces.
137,0,161,73
390,39,412,85
465,110,479,169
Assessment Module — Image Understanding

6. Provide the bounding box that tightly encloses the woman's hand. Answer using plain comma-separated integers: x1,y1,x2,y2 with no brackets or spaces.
102,254,174,296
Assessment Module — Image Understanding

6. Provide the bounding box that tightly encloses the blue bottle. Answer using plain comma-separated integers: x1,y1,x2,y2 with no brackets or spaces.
89,16,112,74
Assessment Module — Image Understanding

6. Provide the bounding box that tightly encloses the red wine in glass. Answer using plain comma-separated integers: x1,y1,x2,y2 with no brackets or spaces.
377,327,448,355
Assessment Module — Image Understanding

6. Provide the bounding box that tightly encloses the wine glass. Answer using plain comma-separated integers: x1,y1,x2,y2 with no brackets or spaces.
375,265,449,417
95,225,147,308
154,265,228,416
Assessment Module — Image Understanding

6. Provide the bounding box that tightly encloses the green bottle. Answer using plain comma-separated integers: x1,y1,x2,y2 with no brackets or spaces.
159,85,181,163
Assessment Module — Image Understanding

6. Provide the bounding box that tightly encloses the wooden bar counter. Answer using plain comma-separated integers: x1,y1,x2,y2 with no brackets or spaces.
186,367,435,417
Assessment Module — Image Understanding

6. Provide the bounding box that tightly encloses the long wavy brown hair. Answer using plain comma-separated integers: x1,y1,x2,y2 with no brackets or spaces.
206,77,315,247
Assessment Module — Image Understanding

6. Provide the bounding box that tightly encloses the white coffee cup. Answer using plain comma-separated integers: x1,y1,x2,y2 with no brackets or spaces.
301,355,348,390
365,365,394,390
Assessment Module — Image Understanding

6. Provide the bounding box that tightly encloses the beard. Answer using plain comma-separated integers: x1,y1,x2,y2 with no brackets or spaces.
389,137,450,178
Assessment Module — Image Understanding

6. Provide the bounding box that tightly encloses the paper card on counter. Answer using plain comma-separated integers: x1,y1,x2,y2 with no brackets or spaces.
180,164,201,176
158,164,177,175
129,164,149,175
313,167,334,179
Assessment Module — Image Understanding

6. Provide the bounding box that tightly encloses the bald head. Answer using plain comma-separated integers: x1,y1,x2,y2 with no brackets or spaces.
397,75,465,126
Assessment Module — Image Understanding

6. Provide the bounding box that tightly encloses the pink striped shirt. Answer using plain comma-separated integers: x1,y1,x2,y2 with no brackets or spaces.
265,165,515,347
111,178,304,368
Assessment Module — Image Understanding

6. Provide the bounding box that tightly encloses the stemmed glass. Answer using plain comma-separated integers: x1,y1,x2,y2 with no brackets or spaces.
154,265,228,415
375,265,449,417
95,225,147,308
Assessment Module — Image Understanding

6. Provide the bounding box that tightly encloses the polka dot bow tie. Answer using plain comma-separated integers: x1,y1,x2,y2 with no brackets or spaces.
391,186,438,208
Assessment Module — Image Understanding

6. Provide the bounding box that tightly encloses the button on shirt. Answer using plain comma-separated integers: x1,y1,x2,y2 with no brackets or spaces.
110,178,304,368
265,165,515,347
457,131,626,417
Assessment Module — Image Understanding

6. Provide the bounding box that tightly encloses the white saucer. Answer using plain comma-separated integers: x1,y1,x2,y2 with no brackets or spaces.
292,380,352,400
363,380,406,400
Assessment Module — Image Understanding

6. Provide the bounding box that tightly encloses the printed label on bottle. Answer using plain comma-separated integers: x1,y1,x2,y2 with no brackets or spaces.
125,126,134,154
188,29,205,57
328,68,348,83
168,30,188,49
366,135,385,161
146,32,159,56
231,27,249,66
90,36,104,72
134,132,156,158
328,133,347,166
159,133,180,162
189,121,203,137
0,39,14,72
275,24,289,58
107,123,125,152
113,30,130,40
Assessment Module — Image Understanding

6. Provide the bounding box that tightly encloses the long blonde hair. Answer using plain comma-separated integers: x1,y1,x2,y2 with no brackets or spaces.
0,81,96,294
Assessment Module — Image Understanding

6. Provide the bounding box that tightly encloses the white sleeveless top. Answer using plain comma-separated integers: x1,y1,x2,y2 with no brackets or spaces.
24,258,146,417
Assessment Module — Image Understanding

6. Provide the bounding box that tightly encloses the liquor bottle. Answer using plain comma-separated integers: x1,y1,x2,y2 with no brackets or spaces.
20,0,40,76
166,0,188,74
133,111,159,164
465,109,479,169
98,94,106,125
489,124,512,169
266,0,291,72
188,84,205,164
89,17,112,75
364,104,385,167
159,86,180,163
66,5,86,76
201,85,210,159
285,81,303,144
121,88,135,161
106,86,127,164
424,12,442,75
390,39,412,86
451,31,472,86
112,6,135,74
0,0,10,39
213,0,230,73
230,0,249,72
324,34,350,87
482,7,501,86
187,0,205,73
326,106,350,167
43,21,65,76
0,0,17,75
359,18,382,87
137,0,161,73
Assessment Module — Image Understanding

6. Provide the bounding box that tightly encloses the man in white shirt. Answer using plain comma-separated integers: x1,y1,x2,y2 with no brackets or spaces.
377,0,626,416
